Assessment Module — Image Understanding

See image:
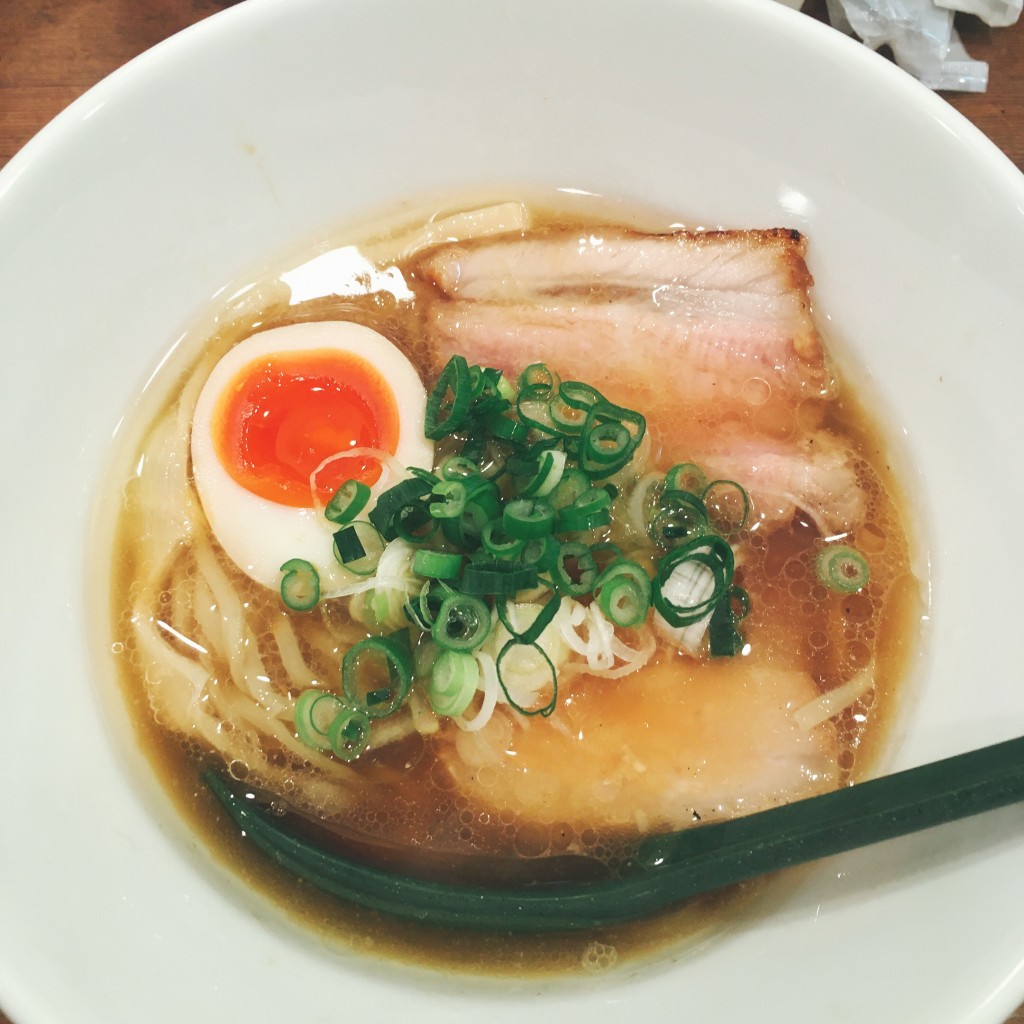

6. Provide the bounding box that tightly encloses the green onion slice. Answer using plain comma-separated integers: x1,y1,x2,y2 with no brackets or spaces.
709,585,751,657
552,541,598,596
412,549,463,580
503,498,556,540
665,462,708,493
518,363,559,400
279,558,321,611
481,520,527,560
440,456,482,481
425,354,474,439
653,536,735,628
516,392,557,435
327,707,372,762
368,477,433,539
519,448,567,498
496,638,558,717
648,489,709,548
549,467,590,510
816,545,870,593
497,593,562,646
549,381,601,436
556,487,612,533
324,479,371,525
579,401,646,478
489,413,529,444
429,480,468,520
407,466,441,486
293,689,347,751
333,521,386,576
520,534,561,573
341,635,413,718
594,559,652,628
431,592,492,652
702,479,751,535
405,578,452,630
427,649,480,718
461,559,539,597
392,502,437,545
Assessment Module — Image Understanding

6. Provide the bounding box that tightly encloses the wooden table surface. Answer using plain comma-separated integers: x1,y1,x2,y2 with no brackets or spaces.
1,1,1022,1021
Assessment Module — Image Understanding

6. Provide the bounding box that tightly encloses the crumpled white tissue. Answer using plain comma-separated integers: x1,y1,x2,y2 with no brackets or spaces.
777,0,1022,92
932,0,1022,26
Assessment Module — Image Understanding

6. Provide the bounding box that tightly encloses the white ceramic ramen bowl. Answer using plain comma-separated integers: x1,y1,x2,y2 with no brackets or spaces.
2,0,1023,1021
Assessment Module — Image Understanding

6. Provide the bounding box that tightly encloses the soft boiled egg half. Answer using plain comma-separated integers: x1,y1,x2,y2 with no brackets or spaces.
191,320,433,596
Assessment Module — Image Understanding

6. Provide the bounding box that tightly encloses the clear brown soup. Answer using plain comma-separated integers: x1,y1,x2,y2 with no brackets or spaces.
102,195,925,976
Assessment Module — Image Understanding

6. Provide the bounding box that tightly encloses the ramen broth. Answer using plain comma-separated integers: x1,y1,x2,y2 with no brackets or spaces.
102,195,926,973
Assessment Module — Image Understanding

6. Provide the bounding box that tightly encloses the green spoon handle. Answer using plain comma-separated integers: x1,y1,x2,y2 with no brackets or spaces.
205,734,1024,933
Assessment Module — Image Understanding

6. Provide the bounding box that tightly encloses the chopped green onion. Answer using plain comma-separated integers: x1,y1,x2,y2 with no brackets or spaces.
816,545,870,593
440,456,482,481
429,480,468,520
489,413,529,444
549,467,590,510
594,559,651,628
481,520,527,560
461,559,539,597
516,392,558,435
324,479,371,525
407,466,441,486
425,354,474,439
648,489,709,547
518,363,559,399
427,649,480,717
327,707,372,762
293,689,347,751
653,536,735,628
441,501,491,549
589,540,624,573
279,558,320,611
551,541,598,596
497,593,562,645
549,381,601,435
520,534,561,573
702,479,750,535
431,593,492,651
555,487,612,533
709,586,750,657
412,549,463,580
497,638,558,717
579,400,646,478
392,502,437,545
503,498,556,540
368,477,433,539
333,521,386,576
405,578,452,630
519,448,567,498
665,462,707,493
341,635,413,718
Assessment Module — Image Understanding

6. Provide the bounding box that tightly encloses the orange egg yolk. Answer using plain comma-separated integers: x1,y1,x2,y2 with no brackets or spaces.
213,349,400,508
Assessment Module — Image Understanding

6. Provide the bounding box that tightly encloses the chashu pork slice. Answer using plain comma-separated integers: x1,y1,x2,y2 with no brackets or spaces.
415,226,832,422
441,658,839,834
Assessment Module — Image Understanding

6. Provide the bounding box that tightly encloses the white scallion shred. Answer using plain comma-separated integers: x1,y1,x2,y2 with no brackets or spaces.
654,559,716,656
456,651,500,732
308,447,408,518
554,600,654,678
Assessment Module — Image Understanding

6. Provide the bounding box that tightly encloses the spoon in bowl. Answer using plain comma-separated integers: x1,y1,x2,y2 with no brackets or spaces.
205,733,1024,932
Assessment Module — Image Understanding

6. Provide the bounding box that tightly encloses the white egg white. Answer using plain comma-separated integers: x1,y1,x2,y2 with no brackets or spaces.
191,320,433,596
